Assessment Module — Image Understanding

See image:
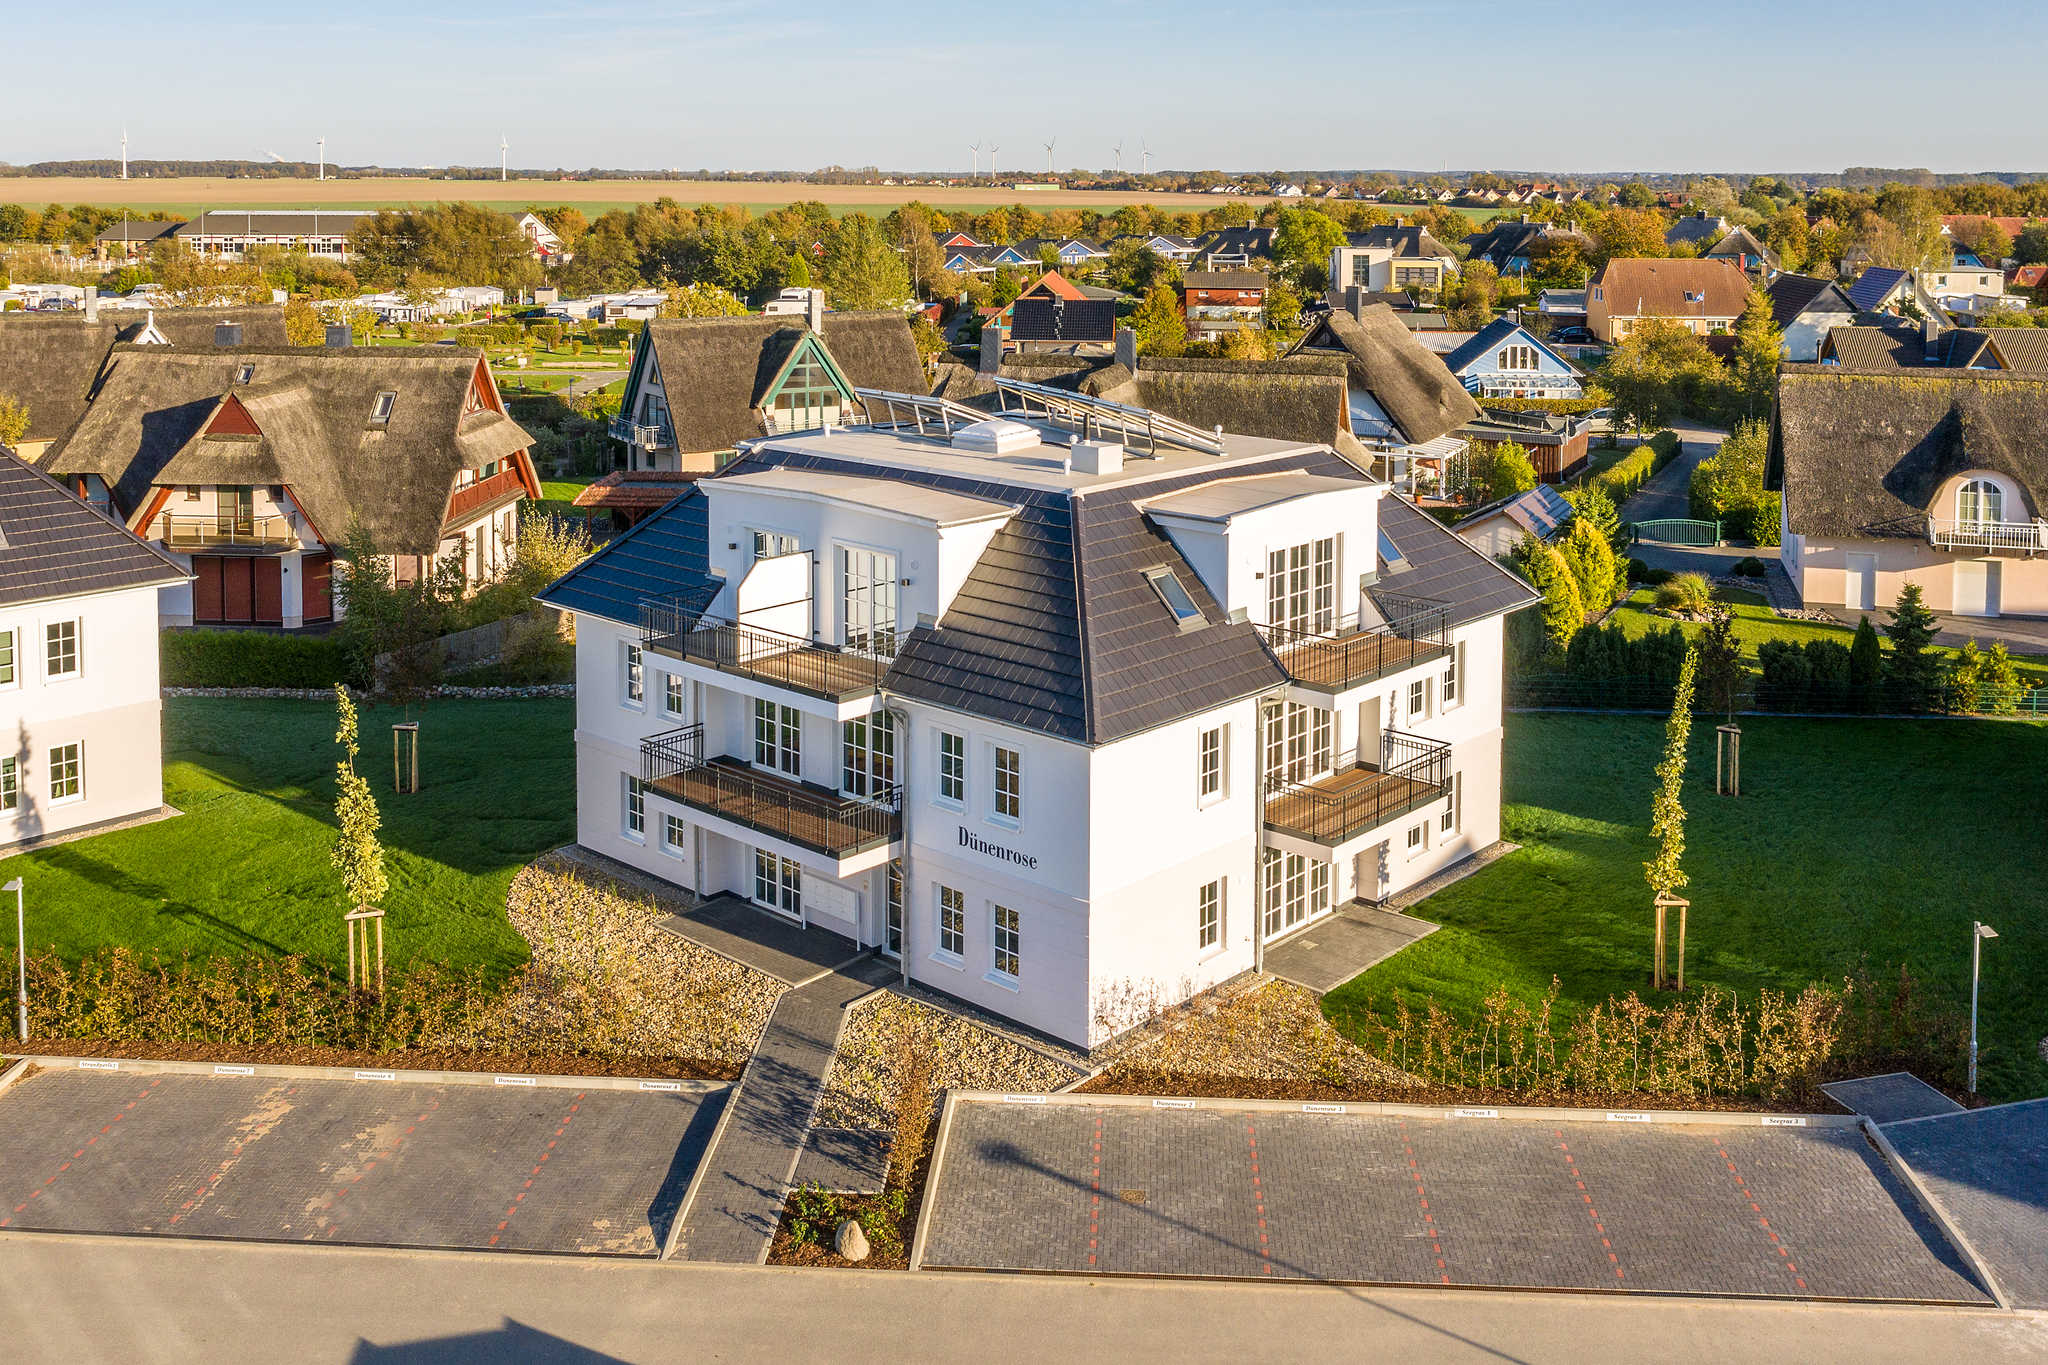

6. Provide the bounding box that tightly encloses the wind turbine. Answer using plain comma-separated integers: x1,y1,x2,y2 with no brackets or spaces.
1113,142,1122,175
968,141,980,177
120,128,128,180
317,136,326,182
499,134,508,183
988,142,999,182
1043,137,1056,176
1141,140,1150,175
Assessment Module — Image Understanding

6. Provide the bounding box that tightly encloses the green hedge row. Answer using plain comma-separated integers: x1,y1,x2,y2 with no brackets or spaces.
1475,394,1606,417
1591,430,1680,502
161,630,350,688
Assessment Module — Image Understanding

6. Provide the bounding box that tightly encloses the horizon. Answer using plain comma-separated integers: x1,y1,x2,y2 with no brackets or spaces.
10,0,2047,176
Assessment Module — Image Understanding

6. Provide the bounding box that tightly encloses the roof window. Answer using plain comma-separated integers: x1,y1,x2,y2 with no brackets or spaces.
369,391,397,424
1377,527,1410,574
235,363,255,384
1143,567,1205,630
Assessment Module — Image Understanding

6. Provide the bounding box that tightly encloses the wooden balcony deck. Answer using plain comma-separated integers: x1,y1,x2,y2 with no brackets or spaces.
1263,764,1444,845
647,756,899,859
644,624,891,701
1268,630,1446,692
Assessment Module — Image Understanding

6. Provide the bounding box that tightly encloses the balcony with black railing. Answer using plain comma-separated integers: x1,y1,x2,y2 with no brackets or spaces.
640,592,894,701
1257,591,1450,693
1262,729,1450,846
640,724,901,859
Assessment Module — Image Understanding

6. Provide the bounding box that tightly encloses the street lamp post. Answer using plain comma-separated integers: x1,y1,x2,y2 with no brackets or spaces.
1970,921,1998,1095
4,878,23,1043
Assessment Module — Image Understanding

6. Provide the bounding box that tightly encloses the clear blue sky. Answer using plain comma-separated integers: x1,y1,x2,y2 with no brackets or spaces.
11,1,2046,175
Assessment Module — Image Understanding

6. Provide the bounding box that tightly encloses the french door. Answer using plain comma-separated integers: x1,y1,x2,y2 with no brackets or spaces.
840,712,896,801
1264,703,1334,786
1262,848,1332,935
753,700,801,777
1267,539,1335,635
753,849,803,921
841,548,898,655
882,860,904,958
216,486,255,538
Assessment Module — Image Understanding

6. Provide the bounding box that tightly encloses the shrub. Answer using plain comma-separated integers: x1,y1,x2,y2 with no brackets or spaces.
1512,535,1585,658
1758,637,1853,711
161,630,349,688
1732,556,1766,577
494,612,575,684
1654,572,1713,612
1558,518,1620,611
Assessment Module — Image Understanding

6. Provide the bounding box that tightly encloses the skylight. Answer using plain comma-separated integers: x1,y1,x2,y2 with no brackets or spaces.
1377,527,1409,574
235,363,255,384
369,391,397,424
1144,568,1205,629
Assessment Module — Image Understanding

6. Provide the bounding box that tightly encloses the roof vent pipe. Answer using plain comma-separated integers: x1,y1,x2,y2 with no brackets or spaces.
83,286,98,324
215,322,243,347
325,324,352,348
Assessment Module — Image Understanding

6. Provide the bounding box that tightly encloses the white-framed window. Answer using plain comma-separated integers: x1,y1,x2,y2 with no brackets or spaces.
840,546,899,655
1265,703,1333,785
936,884,965,960
1198,725,1227,804
884,860,904,959
991,904,1021,981
370,390,397,424
662,812,689,857
1441,645,1461,708
1497,344,1537,371
622,642,643,705
0,755,16,814
1440,772,1461,836
1958,478,2004,526
0,628,14,688
1408,676,1429,720
1267,539,1336,636
622,774,645,838
1198,878,1224,951
663,672,685,719
1406,821,1428,856
937,731,966,805
46,620,80,680
840,712,895,799
992,745,1021,823
753,700,802,776
750,529,799,562
752,849,802,917
48,742,82,803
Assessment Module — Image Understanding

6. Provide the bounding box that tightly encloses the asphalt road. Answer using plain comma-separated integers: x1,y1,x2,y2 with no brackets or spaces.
1618,416,1729,525
0,1233,2040,1364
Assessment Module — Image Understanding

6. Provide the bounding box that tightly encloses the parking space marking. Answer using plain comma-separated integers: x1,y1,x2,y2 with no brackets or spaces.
1396,1119,1449,1285
1085,1113,1101,1269
1,1078,163,1228
1556,1132,1626,1283
1715,1138,1807,1293
488,1093,586,1248
1245,1125,1272,1275
313,1098,442,1239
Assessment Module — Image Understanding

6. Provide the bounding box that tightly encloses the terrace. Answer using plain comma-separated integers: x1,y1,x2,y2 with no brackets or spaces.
1257,592,1450,694
640,593,892,702
640,725,900,860
1926,516,2048,554
154,512,298,552
1263,730,1450,846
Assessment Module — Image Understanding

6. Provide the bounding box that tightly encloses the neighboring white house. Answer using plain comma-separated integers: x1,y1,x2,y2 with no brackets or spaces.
1455,484,1574,559
1437,317,1585,399
517,212,568,261
0,452,189,851
1328,223,1461,295
539,389,1535,1048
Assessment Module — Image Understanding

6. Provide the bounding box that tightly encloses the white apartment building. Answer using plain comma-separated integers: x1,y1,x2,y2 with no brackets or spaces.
541,386,1535,1048
0,453,189,851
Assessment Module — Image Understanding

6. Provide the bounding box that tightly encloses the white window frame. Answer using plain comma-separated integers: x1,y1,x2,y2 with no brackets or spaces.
1440,772,1461,836
934,884,965,963
48,742,82,805
936,730,966,807
839,544,899,655
622,773,645,840
752,849,803,918
0,628,15,690
1198,878,1224,953
622,642,644,707
0,754,17,815
749,528,800,562
989,903,1021,985
663,672,686,719
45,619,81,681
753,700,802,777
1441,643,1462,709
840,712,896,800
661,812,689,858
1407,676,1430,720
1406,821,1428,857
991,744,1021,825
1197,725,1227,806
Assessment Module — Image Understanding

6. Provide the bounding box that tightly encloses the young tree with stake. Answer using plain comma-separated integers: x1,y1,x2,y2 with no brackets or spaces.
332,685,389,995
1645,645,1697,989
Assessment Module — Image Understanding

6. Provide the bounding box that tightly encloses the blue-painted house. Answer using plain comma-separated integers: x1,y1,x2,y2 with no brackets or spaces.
1439,317,1584,400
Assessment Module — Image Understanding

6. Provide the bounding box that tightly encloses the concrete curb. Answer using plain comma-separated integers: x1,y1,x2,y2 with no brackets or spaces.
2,1053,728,1096
0,1056,32,1098
907,1088,964,1272
1860,1116,2010,1309
663,1082,743,1263
943,1087,1861,1128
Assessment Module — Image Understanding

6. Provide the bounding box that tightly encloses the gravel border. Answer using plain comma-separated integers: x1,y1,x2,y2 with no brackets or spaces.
816,990,1085,1131
1086,978,1422,1092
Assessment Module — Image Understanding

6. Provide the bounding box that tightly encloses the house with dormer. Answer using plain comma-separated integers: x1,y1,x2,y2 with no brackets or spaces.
42,345,538,629
1439,317,1584,400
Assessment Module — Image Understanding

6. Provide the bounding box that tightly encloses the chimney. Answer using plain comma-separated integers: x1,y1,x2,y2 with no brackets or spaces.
1070,440,1124,475
978,320,1003,375
214,322,243,346
326,324,353,348
1923,315,1942,364
806,288,824,333
1114,326,1137,369
83,286,98,324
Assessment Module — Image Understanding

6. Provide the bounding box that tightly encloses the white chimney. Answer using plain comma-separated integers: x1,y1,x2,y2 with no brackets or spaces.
1070,440,1124,475
83,286,98,324
807,288,824,332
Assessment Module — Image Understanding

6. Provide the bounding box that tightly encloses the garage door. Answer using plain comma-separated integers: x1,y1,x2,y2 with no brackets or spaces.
194,558,285,626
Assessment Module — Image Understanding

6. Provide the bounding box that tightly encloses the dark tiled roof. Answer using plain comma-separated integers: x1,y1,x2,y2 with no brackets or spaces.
1181,271,1268,291
1439,316,1575,376
0,450,187,608
1664,213,1728,247
1463,219,1592,266
1846,267,1912,312
1765,274,1851,329
174,210,369,238
536,486,712,626
1344,224,1457,259
1818,322,1997,371
1375,493,1541,624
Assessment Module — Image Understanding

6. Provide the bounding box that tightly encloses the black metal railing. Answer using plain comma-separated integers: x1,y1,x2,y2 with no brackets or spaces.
640,597,894,699
1257,593,1450,692
640,724,901,857
1262,729,1450,845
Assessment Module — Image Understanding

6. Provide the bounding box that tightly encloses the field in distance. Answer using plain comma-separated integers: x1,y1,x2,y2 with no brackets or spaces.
0,175,1500,221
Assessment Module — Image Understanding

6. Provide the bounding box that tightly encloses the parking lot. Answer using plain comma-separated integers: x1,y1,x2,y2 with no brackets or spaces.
0,1064,724,1256
916,1096,1990,1302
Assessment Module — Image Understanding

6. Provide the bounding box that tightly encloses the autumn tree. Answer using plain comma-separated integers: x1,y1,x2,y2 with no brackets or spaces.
1129,284,1188,357
1590,208,1669,266
1272,207,1347,292
819,213,910,309
1603,318,1725,432
1468,439,1536,504
0,396,31,448
1644,645,1698,988
331,684,388,915
1731,289,1783,418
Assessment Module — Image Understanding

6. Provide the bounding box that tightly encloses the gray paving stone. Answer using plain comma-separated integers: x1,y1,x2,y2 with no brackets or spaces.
1823,1073,1964,1125
1884,1098,2048,1309
1263,907,1437,994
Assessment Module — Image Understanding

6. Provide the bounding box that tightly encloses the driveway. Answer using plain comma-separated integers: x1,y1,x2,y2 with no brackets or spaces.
916,1095,1988,1302
0,1064,722,1255
1619,417,1728,526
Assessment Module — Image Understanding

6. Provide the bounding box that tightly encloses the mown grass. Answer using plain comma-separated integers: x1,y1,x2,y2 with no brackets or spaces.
1323,713,2048,1102
0,697,575,981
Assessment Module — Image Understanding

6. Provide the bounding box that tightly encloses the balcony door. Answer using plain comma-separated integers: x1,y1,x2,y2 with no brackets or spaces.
1264,702,1334,787
1957,479,2003,528
752,849,803,921
1267,539,1335,636
752,700,801,777
840,712,896,802
217,486,255,538
841,548,898,656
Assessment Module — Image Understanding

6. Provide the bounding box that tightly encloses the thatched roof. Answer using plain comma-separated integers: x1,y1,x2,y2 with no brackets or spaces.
639,310,926,455
0,315,120,442
47,345,534,554
1773,367,2048,540
1289,304,1481,446
117,304,288,348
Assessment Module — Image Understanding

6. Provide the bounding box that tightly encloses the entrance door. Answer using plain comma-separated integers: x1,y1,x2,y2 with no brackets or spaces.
1955,560,1999,618
216,487,254,539
1844,553,1877,612
302,553,334,623
752,849,803,921
882,859,903,959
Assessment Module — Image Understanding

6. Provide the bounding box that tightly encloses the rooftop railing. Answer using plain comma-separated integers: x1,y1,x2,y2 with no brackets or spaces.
1927,517,2048,554
608,415,673,451
155,512,298,551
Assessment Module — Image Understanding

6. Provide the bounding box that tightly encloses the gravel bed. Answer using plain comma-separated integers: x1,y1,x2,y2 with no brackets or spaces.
816,992,1083,1131
485,856,782,1067
1089,980,1420,1091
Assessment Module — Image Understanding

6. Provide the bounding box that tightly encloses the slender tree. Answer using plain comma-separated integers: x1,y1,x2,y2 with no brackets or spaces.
331,683,388,917
1645,646,1698,983
1731,290,1783,419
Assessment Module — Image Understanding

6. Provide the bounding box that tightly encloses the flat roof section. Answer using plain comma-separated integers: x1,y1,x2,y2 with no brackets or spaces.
713,467,1018,526
1139,472,1371,523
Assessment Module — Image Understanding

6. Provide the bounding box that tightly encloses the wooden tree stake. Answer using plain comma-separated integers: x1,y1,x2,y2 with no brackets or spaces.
1716,723,1742,797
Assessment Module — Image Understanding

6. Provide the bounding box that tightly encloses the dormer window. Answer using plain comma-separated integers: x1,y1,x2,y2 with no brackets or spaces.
1144,567,1205,629
1958,478,2004,526
370,391,397,424
235,363,255,384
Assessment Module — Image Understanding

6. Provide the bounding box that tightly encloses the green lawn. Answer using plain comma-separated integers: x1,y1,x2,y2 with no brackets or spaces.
0,696,575,979
535,478,594,521
1323,713,2048,1102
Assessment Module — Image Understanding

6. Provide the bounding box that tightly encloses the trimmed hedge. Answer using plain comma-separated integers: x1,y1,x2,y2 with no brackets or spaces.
1591,429,1680,502
1475,394,1606,417
161,630,350,688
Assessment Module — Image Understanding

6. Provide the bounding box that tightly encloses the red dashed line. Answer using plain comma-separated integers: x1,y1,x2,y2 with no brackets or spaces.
168,1084,301,1227
1,1079,162,1229
487,1095,584,1248
1556,1133,1625,1282
315,1098,441,1238
1085,1114,1102,1269
1246,1125,1273,1275
1398,1119,1450,1284
1715,1141,1807,1292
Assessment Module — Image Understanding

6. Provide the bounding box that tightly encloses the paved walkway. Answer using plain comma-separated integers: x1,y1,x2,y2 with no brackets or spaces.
1264,907,1437,994
1618,417,1729,525
659,894,865,987
1881,1098,2048,1310
1823,1073,1965,1126
670,956,896,1263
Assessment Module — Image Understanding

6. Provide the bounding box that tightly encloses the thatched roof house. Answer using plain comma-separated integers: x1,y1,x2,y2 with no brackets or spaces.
1288,304,1481,448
